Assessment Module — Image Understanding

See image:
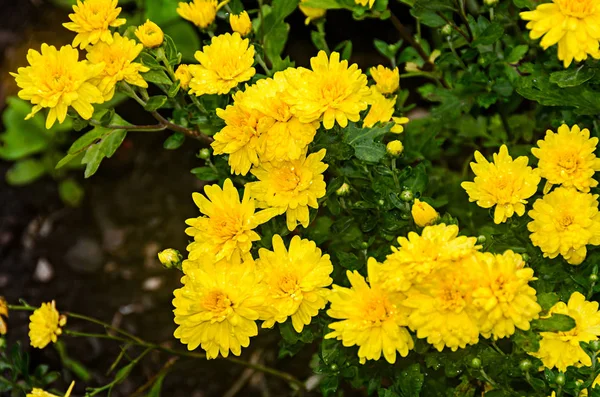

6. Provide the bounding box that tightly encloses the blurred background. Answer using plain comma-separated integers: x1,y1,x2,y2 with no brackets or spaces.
0,1,410,396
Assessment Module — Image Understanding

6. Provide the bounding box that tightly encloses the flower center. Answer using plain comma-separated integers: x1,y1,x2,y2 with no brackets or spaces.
438,285,467,313
558,214,575,229
202,290,232,315
557,152,580,174
273,166,302,192
363,294,394,324
556,0,596,18
211,213,244,240
492,275,516,302
277,273,302,300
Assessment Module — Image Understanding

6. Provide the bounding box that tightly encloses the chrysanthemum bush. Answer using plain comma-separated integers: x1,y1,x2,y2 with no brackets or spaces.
4,0,600,396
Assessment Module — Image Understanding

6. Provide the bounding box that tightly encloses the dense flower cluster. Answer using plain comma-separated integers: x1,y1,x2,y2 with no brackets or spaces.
328,224,541,362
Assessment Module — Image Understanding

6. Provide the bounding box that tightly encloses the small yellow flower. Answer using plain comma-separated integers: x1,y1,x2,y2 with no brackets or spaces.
373,224,480,293
391,116,409,134
258,235,333,332
175,64,192,89
370,65,400,94
230,11,252,36
236,71,319,163
326,263,414,364
520,0,600,68
11,44,105,129
532,124,600,194
212,95,269,176
158,249,183,269
299,0,326,24
0,296,8,335
472,251,541,339
247,149,328,231
355,0,376,8
63,0,126,49
185,179,278,262
531,292,600,371
27,381,75,397
189,32,256,96
386,140,404,156
403,257,482,352
462,145,541,224
177,0,227,29
173,257,269,359
336,182,351,196
86,33,150,101
363,86,396,128
29,301,67,349
411,199,438,227
135,19,164,48
528,187,600,265
284,51,370,130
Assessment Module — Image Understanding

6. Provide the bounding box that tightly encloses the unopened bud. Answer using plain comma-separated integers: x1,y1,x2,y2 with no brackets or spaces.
198,148,211,160
484,0,499,6
555,373,566,386
336,182,351,196
411,199,439,227
477,235,486,244
386,140,404,156
470,358,481,369
158,249,183,270
441,24,453,36
400,190,414,202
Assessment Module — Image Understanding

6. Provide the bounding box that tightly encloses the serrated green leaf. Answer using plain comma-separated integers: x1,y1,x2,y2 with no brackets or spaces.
145,95,168,111
537,292,560,311
550,67,596,88
190,166,218,181
142,69,172,85
6,158,46,185
342,122,392,163
472,22,504,46
506,45,529,63
532,313,576,332
164,132,185,150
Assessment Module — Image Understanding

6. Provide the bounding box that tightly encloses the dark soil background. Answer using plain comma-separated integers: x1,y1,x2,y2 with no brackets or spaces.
0,1,412,396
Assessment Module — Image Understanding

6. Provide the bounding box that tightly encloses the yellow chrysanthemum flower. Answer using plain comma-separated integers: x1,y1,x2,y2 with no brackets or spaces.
370,65,400,94
411,199,438,227
86,33,149,101
230,11,252,36
520,0,600,68
27,382,75,397
532,124,600,194
284,51,370,129
185,179,278,262
403,257,482,352
63,0,126,49
175,64,192,90
212,96,270,176
258,235,333,332
247,149,328,231
391,116,409,134
173,257,269,359
189,32,256,96
462,145,541,224
472,251,541,339
177,0,227,29
363,86,396,128
135,19,164,48
237,71,319,162
0,296,7,335
528,187,600,265
355,0,376,7
29,301,67,349
11,44,104,129
531,292,600,371
326,264,414,364
299,0,326,25
373,224,480,293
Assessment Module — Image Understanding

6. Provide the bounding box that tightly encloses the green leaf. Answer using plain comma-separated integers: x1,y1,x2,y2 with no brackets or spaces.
190,166,218,181
513,0,534,9
300,0,347,9
164,132,185,150
145,95,168,112
396,364,424,397
145,0,180,24
472,22,504,46
262,0,298,61
0,97,54,161
5,158,46,185
532,313,576,332
167,80,181,98
142,69,172,85
537,292,560,311
506,45,529,63
264,22,290,61
311,30,328,52
164,23,200,62
147,372,167,397
138,52,162,69
81,127,127,178
342,122,392,163
550,66,596,88
59,179,84,207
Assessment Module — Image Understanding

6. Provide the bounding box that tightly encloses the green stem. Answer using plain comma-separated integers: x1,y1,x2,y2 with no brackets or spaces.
436,11,471,43
479,368,498,388
456,0,474,42
190,94,208,114
255,52,272,76
391,158,400,189
89,119,167,132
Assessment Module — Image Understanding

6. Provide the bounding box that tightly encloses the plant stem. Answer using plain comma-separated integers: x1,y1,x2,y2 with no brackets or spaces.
89,119,168,132
255,52,272,76
436,12,471,43
456,0,474,41
389,12,451,89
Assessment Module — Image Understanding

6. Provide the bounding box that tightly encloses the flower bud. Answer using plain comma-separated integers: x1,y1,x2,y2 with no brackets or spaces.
175,65,192,90
441,24,453,36
369,65,400,94
411,199,439,227
484,0,499,5
518,359,532,371
158,249,183,270
135,20,164,48
589,339,600,351
230,11,252,36
299,0,326,25
470,357,482,369
198,148,211,160
555,373,566,386
477,235,486,244
386,140,404,156
590,273,599,282
336,182,351,196
400,190,414,202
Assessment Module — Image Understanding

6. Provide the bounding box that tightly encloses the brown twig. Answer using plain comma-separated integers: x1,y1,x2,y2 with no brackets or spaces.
151,111,214,144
